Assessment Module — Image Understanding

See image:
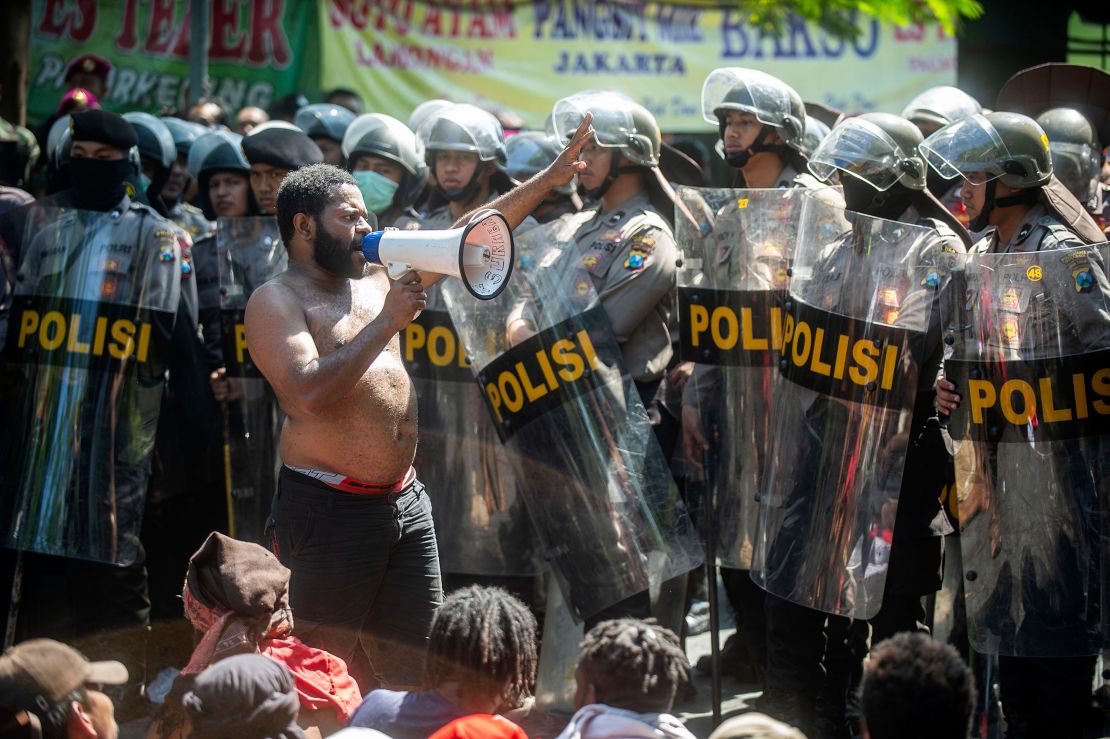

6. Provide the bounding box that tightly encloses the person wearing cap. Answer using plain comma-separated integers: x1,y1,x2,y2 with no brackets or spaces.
342,114,427,229
63,55,111,102
241,125,324,216
159,117,212,238
0,638,127,739
181,654,306,739
295,104,356,168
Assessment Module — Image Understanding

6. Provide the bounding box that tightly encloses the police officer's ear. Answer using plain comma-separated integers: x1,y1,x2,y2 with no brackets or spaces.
765,128,785,146
292,211,316,243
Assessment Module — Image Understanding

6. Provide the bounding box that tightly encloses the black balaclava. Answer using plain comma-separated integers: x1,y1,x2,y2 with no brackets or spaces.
70,157,132,211
842,177,915,221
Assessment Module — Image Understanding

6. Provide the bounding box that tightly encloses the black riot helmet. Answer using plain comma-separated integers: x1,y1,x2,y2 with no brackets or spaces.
187,130,260,220
122,112,177,214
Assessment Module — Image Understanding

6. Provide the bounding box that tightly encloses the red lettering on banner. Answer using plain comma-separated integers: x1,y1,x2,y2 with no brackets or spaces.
249,0,291,66
210,0,246,60
330,0,515,39
38,0,97,41
893,23,924,42
144,0,178,54
116,0,140,49
171,4,192,57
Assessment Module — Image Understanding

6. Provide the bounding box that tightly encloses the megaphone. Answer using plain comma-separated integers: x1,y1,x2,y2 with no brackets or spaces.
361,208,514,300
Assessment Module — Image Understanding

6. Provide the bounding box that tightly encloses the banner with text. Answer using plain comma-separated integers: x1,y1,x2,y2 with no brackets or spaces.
320,0,956,132
29,0,318,125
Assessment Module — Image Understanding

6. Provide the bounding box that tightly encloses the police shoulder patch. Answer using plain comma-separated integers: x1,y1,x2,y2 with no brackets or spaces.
623,232,656,272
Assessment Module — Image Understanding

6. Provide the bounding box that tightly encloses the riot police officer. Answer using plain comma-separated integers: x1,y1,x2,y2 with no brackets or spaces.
159,117,212,238
901,86,983,225
295,103,357,169
240,124,324,217
995,63,1110,238
124,112,204,232
505,131,582,224
342,114,428,229
682,67,831,688
922,110,1105,739
420,104,518,230
5,109,193,711
754,112,972,732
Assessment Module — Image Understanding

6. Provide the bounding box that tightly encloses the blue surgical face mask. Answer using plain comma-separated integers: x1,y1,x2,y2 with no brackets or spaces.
139,172,152,193
353,170,400,215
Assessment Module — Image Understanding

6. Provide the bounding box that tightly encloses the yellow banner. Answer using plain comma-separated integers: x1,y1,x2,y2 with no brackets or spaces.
320,1,956,132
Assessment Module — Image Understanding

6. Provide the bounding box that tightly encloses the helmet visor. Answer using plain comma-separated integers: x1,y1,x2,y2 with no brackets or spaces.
701,67,791,127
424,104,504,161
808,118,905,191
920,114,1011,183
551,90,637,151
294,104,355,142
1049,142,1101,204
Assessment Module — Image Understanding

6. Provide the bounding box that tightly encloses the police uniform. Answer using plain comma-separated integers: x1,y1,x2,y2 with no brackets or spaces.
9,194,187,700
571,191,676,391
761,206,963,734
167,200,213,244
958,201,1108,739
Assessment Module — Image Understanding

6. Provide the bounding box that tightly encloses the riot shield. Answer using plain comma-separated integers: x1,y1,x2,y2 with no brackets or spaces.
440,220,704,621
675,187,840,569
1,207,180,564
944,243,1110,656
753,203,945,619
405,282,539,577
217,217,287,544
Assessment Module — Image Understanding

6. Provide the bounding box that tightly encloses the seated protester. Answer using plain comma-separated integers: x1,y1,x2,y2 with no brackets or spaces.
181,654,306,739
149,533,361,739
556,619,695,739
707,714,805,739
0,638,128,739
295,103,356,168
430,714,528,739
342,114,428,229
859,633,974,739
349,586,538,739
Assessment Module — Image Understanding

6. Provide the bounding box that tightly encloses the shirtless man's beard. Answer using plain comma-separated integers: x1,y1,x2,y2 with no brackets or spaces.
313,216,365,279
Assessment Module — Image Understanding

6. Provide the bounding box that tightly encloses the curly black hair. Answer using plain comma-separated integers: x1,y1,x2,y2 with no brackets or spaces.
860,632,975,739
274,163,357,245
577,618,689,714
423,586,538,711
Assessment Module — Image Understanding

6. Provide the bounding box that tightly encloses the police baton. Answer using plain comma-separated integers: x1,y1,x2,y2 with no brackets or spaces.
702,436,722,728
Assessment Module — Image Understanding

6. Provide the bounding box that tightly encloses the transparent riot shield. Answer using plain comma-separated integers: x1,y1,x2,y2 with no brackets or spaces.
1,207,180,564
217,217,286,544
675,187,839,569
405,282,539,578
440,220,704,621
944,243,1110,656
753,203,946,619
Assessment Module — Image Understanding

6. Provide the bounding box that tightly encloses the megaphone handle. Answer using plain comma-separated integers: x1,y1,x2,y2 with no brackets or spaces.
386,261,414,280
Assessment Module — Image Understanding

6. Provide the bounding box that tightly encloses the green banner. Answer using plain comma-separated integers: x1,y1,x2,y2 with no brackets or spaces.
28,0,318,125
320,1,957,132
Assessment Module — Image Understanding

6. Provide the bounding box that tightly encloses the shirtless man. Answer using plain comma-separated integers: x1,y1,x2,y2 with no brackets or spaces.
244,163,440,689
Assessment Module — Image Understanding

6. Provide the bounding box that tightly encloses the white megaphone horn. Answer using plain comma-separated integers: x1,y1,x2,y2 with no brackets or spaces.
360,209,514,300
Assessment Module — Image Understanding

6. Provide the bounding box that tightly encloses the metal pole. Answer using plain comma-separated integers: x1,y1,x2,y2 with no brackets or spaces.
188,0,210,107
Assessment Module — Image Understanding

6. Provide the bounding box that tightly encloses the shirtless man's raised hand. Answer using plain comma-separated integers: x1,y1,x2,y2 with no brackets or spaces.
244,163,445,691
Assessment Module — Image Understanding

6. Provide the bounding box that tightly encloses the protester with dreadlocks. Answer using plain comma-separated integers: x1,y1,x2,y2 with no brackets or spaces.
348,586,537,739
556,619,695,739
